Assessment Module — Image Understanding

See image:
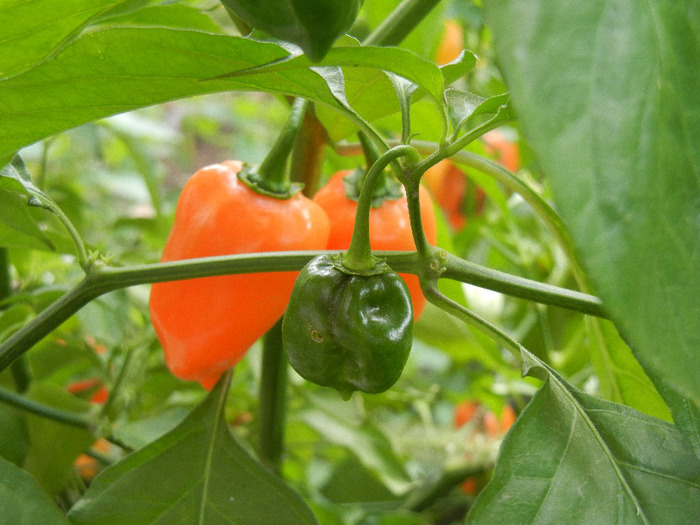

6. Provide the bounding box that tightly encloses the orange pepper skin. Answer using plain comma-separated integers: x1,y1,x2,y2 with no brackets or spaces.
483,130,520,173
423,160,485,230
312,170,438,320
149,161,330,389
435,19,464,66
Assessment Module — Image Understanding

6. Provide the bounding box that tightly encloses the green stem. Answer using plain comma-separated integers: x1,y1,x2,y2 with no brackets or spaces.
0,248,11,301
257,318,287,476
407,140,589,292
0,248,31,392
422,282,523,361
0,386,93,429
363,0,444,47
239,98,309,197
0,249,606,374
343,145,420,272
28,189,90,270
289,106,327,196
441,252,607,318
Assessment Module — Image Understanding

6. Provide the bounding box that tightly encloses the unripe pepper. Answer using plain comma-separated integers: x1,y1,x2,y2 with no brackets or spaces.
149,160,330,389
220,0,363,62
283,254,413,398
312,170,438,319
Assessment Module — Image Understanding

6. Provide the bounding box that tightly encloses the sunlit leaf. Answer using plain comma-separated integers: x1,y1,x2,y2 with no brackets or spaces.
0,0,125,80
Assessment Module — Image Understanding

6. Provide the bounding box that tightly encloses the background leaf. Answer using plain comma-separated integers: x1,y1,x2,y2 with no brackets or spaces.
0,456,69,525
299,393,413,496
67,375,319,525
483,0,700,435
21,383,95,495
467,350,700,524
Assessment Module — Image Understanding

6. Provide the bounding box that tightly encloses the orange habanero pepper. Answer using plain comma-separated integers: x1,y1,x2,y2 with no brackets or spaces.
149,161,330,389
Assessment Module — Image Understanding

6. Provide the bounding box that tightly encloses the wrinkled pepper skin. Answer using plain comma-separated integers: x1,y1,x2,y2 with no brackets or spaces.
313,170,438,319
220,0,363,62
149,161,330,389
282,254,414,397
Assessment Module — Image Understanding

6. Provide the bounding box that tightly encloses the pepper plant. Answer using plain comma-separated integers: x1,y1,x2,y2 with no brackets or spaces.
0,1,699,524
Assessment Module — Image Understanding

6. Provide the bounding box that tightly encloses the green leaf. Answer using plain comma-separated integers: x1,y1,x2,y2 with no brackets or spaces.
222,45,446,104
483,1,700,433
439,50,478,84
94,3,223,32
0,153,38,195
67,374,319,525
386,73,418,144
0,456,69,525
445,91,511,135
467,350,700,524
0,0,125,80
0,155,78,253
0,27,345,162
586,319,671,422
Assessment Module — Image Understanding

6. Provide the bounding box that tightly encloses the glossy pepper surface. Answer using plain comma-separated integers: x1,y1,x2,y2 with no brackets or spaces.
282,254,413,397
313,170,438,319
220,0,363,62
149,161,330,389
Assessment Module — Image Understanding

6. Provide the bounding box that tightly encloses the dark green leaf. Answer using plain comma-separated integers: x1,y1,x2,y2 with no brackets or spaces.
467,350,700,524
67,375,319,525
483,1,700,431
0,456,69,525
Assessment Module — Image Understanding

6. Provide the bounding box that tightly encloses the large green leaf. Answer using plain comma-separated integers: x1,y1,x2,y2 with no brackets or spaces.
0,456,69,525
467,350,700,524
483,1,700,437
0,25,455,167
0,0,126,79
67,374,318,525
0,27,338,166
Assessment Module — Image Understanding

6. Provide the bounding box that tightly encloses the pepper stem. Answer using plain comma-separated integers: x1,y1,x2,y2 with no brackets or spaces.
342,145,421,273
238,98,308,198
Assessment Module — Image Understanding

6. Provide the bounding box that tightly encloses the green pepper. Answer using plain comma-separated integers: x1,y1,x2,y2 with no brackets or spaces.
282,253,413,398
220,0,363,62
